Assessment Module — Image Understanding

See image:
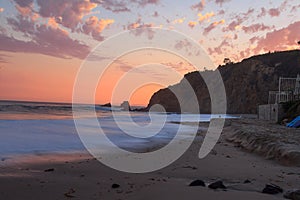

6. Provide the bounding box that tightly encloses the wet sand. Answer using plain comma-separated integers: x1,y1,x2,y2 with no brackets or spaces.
0,119,299,200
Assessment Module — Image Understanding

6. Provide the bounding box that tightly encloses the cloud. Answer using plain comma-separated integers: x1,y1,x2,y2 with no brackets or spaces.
172,17,185,24
218,10,225,15
249,36,260,44
253,21,300,53
91,0,160,12
0,53,9,64
174,39,201,56
161,61,194,72
15,4,33,16
132,0,160,7
126,18,156,40
153,11,159,17
188,21,197,29
81,16,114,41
291,4,300,12
36,0,97,31
13,0,34,8
213,0,231,6
203,19,225,35
91,0,130,13
198,12,215,22
4,15,90,59
242,23,273,34
207,38,230,55
257,8,267,18
268,8,280,17
223,8,254,32
258,1,289,19
191,0,205,12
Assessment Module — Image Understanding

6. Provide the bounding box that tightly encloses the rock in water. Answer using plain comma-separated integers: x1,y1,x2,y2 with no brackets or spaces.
262,184,283,194
44,168,54,172
284,190,300,200
120,101,131,111
208,181,226,189
189,180,206,187
111,183,120,189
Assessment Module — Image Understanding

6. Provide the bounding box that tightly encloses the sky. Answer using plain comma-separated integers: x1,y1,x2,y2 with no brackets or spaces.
0,0,299,106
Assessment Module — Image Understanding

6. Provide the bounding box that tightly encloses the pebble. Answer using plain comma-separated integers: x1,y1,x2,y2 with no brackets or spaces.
189,180,206,187
208,181,226,189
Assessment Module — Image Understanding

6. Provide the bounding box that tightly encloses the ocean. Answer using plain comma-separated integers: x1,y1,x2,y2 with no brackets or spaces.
0,100,230,159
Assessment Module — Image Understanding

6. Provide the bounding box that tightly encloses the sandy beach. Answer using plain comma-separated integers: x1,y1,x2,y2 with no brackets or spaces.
1,119,299,200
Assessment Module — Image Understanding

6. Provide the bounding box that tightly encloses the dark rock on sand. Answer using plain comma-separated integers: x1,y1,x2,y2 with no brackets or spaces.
64,188,76,198
262,184,283,194
189,180,206,187
44,168,55,172
111,183,120,189
208,181,226,189
284,190,300,200
244,179,251,184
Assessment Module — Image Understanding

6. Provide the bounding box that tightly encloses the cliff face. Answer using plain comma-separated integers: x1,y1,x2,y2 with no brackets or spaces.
147,50,300,114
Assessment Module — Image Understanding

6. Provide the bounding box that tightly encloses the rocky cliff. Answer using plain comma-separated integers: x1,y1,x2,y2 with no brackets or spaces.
147,50,300,114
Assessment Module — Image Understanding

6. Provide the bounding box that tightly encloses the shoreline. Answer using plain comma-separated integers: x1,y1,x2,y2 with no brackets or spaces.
1,118,299,199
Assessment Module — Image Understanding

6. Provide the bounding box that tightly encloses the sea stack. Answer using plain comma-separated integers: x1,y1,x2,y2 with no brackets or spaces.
120,101,131,111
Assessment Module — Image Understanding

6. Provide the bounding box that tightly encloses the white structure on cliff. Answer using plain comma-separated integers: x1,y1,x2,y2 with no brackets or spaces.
268,74,300,104
259,74,300,122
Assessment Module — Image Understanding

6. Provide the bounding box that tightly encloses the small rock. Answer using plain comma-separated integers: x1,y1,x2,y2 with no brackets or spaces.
111,183,120,189
208,181,226,189
44,168,54,172
284,190,300,200
189,180,206,187
244,179,251,184
262,184,283,194
64,188,75,198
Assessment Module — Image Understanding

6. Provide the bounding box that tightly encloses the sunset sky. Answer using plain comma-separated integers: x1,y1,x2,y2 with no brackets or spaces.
0,0,299,105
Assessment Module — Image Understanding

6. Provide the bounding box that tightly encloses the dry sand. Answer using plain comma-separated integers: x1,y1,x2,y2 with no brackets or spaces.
0,119,299,200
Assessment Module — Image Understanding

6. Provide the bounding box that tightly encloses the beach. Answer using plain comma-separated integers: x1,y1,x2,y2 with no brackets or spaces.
1,118,299,200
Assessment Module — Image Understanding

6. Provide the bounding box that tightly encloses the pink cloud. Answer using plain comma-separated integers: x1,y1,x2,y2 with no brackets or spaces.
249,36,260,44
258,1,289,19
13,0,33,8
92,0,130,13
223,8,254,32
126,18,156,40
198,12,215,23
214,0,231,6
188,21,197,29
218,10,225,15
208,38,230,55
4,15,90,59
81,16,114,41
257,8,267,18
268,8,280,17
191,0,205,12
36,0,97,31
153,11,159,17
291,4,300,12
91,0,160,12
242,23,273,34
203,19,225,35
133,0,160,7
253,21,300,53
